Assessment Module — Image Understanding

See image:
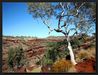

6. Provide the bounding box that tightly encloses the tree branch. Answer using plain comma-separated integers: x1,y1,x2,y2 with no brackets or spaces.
39,15,54,34
57,2,65,30
43,20,54,34
61,2,86,17
54,29,67,35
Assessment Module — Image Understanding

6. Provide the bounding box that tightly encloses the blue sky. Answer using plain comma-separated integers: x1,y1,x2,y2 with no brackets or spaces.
2,2,95,38
2,2,64,38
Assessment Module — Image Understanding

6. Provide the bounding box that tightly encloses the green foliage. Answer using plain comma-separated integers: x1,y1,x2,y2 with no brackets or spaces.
88,43,95,48
58,49,69,58
41,56,53,66
8,47,15,70
40,48,55,66
27,2,95,35
8,45,25,70
71,37,84,49
36,61,41,65
46,42,57,47
27,2,55,19
47,39,68,49
15,45,25,67
40,41,69,66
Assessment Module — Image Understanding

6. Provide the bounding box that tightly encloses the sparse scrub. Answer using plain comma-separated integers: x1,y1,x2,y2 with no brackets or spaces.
76,50,93,62
89,43,96,48
78,51,88,59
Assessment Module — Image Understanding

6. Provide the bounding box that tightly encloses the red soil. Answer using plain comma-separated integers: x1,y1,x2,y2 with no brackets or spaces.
75,57,96,73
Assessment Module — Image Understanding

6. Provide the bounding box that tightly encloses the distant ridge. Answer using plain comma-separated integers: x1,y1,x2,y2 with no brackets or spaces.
46,36,65,40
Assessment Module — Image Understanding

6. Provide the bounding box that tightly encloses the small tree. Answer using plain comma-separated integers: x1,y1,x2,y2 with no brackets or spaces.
27,2,96,65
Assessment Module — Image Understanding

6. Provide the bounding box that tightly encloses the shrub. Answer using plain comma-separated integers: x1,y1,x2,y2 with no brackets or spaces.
47,40,68,49
71,38,84,49
8,45,26,71
51,59,73,72
76,50,89,62
14,45,25,67
8,47,16,70
58,48,69,58
41,41,70,66
46,42,58,48
89,43,95,48
36,61,41,65
41,54,54,66
79,52,88,59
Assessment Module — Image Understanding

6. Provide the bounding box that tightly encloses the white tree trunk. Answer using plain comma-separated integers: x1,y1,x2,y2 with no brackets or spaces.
67,36,77,65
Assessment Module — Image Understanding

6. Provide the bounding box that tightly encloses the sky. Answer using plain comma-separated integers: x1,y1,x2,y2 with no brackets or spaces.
2,2,95,38
2,2,64,38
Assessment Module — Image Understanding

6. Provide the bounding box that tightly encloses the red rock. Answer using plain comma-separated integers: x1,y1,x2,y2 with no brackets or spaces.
14,66,26,72
26,49,32,52
2,64,8,71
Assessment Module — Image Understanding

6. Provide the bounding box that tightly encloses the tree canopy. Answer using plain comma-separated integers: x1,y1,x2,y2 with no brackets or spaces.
27,2,96,36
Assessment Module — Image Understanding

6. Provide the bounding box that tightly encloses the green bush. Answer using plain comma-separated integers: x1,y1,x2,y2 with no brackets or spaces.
41,41,69,66
70,37,84,49
8,45,26,71
42,37,85,67
14,46,25,67
8,47,15,70
36,61,41,65
46,42,57,47
47,39,68,49
40,55,53,66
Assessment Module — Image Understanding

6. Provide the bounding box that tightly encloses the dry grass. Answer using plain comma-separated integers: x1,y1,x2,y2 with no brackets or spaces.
51,58,73,72
76,47,96,62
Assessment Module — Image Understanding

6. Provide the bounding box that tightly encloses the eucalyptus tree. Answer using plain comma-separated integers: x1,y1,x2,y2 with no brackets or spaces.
27,2,96,65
